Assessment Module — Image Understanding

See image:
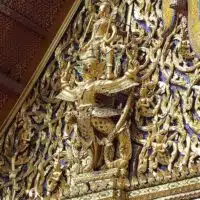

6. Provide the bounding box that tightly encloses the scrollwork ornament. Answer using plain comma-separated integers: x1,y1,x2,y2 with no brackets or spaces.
2,0,200,199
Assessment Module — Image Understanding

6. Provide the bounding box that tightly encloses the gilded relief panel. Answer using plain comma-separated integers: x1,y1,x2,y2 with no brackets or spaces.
1,0,200,199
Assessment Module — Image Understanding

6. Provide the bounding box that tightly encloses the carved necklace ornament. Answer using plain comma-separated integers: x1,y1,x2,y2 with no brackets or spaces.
2,0,200,199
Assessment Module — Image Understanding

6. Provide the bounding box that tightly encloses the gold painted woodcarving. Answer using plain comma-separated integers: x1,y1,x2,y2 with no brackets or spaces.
2,0,200,199
162,0,200,57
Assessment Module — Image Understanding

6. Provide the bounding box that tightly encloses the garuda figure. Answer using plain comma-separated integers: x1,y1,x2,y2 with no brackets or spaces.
55,0,141,173
56,55,139,171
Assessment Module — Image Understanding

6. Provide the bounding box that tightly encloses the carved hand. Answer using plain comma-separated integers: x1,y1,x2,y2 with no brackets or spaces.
125,66,138,80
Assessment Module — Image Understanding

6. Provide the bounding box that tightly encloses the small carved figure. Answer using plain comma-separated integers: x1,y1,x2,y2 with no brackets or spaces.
46,154,62,196
80,1,117,79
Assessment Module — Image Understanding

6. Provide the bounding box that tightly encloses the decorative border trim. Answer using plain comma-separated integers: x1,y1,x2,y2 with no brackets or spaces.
128,176,200,199
63,190,121,200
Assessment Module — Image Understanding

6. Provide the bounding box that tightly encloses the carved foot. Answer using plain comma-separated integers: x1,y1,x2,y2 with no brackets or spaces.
106,159,129,169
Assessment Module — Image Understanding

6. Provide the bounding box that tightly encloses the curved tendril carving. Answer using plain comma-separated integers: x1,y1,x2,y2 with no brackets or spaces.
1,0,200,199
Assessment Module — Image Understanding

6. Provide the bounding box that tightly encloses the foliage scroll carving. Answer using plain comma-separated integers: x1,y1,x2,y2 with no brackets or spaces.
1,0,200,199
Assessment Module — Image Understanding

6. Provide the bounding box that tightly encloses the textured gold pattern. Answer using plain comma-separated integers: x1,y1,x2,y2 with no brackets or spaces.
188,0,200,56
1,0,200,199
162,0,200,56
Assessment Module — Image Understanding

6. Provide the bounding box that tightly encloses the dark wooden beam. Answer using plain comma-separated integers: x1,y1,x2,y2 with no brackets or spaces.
0,72,24,95
0,3,46,37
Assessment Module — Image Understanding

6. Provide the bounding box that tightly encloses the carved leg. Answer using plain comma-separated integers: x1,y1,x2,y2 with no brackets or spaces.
91,117,132,169
105,48,114,80
91,117,115,136
137,147,148,174
91,117,115,167
114,130,132,168
77,110,95,147
105,130,132,169
149,151,158,173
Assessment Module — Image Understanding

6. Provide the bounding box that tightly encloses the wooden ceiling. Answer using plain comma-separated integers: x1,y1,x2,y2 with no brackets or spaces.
0,0,75,127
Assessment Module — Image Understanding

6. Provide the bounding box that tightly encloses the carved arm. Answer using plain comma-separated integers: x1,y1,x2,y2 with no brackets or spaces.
96,68,139,94
104,24,117,44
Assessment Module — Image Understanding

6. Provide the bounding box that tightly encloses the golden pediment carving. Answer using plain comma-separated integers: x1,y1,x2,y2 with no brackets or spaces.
1,0,200,199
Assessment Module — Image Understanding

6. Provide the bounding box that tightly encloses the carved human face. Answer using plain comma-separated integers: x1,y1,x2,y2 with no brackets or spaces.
82,58,101,80
99,3,111,17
